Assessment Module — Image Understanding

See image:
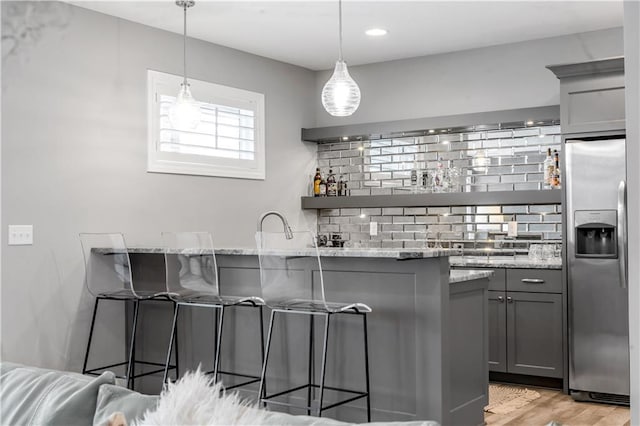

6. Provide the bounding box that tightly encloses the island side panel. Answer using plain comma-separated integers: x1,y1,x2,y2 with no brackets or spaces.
448,278,489,426
215,254,451,423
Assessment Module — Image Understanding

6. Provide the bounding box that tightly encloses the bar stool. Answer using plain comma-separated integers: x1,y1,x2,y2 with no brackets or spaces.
255,229,372,420
79,232,177,390
161,231,265,390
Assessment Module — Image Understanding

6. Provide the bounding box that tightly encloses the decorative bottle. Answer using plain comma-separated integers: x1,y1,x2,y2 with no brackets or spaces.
338,175,345,196
552,150,561,189
327,169,337,196
543,148,553,189
319,174,327,196
313,168,322,197
410,161,418,192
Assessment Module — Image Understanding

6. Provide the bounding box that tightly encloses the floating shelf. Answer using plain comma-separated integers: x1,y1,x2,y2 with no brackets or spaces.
301,190,562,209
302,105,560,143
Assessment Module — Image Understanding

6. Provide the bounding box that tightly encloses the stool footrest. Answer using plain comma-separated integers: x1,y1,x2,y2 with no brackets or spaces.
261,383,369,412
84,361,129,374
84,360,176,377
205,370,261,390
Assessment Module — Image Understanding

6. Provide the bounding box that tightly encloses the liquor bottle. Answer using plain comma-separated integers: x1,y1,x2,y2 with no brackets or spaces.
552,151,561,189
338,175,345,196
421,169,430,191
327,169,337,196
313,168,322,197
543,148,553,189
319,174,327,196
410,161,418,192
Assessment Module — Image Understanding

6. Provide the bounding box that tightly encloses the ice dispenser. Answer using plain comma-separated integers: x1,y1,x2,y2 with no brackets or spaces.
574,210,617,258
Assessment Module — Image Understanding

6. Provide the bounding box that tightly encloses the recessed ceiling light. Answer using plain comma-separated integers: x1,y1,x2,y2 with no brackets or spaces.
365,28,387,37
526,120,534,126
342,136,349,141
428,129,435,134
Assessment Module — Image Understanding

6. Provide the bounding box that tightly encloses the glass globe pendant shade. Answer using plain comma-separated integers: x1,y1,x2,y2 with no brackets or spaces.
169,83,200,131
322,60,361,117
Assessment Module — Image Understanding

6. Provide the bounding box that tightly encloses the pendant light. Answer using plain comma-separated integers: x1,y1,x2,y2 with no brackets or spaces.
169,0,200,130
321,0,361,117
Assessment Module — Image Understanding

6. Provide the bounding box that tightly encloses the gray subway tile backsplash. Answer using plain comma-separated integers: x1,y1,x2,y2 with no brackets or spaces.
315,125,562,252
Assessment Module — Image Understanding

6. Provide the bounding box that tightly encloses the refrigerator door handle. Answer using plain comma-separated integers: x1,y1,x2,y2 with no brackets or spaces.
617,180,628,288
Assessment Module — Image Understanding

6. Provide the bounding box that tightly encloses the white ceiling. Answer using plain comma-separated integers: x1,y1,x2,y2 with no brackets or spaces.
69,1,624,71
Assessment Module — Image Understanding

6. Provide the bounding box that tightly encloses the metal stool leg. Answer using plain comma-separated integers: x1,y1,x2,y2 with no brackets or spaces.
307,314,314,415
174,304,180,381
163,302,180,385
126,299,140,390
213,306,225,383
258,305,266,400
259,309,277,408
82,297,101,375
363,313,371,422
317,313,331,417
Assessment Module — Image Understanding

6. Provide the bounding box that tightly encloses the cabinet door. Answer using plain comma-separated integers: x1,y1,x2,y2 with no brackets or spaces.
560,72,625,134
488,291,507,373
506,292,563,378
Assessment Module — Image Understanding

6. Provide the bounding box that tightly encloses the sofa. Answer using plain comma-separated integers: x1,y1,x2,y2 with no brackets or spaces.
0,363,438,426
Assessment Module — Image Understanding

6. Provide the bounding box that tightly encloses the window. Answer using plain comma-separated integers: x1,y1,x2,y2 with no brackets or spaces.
147,70,265,179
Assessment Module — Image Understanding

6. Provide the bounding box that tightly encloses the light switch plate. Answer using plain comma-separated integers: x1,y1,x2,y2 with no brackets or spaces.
369,221,378,236
8,225,33,245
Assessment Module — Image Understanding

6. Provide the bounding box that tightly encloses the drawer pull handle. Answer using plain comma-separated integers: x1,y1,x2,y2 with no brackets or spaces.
507,297,513,303
497,296,504,303
521,278,545,284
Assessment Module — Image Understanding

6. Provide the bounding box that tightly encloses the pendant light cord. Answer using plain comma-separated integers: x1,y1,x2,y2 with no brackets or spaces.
338,0,343,61
183,2,188,86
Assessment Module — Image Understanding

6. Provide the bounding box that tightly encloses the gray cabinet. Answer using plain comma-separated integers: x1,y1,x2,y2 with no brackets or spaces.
488,291,507,373
547,57,625,134
506,292,564,378
484,268,564,379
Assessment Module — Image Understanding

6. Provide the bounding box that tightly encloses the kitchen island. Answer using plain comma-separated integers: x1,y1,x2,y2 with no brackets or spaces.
107,248,490,425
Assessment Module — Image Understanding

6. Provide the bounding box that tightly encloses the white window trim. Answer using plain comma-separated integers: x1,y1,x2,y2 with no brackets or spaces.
147,70,266,180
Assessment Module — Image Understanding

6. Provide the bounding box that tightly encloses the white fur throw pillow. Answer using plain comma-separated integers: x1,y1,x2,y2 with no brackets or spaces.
134,369,269,426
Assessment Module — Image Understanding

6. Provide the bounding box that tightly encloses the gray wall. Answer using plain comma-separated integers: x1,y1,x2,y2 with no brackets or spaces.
1,2,316,370
315,27,624,127
624,0,640,418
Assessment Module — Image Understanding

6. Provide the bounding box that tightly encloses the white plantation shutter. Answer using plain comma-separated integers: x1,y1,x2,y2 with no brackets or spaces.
148,70,265,179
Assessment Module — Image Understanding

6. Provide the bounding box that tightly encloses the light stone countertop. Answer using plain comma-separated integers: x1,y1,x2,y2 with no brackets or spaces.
449,255,562,270
98,247,496,283
449,269,494,283
122,247,451,259
104,247,561,268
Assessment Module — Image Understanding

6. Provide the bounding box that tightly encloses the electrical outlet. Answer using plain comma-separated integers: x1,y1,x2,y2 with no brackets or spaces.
369,221,378,236
8,225,33,245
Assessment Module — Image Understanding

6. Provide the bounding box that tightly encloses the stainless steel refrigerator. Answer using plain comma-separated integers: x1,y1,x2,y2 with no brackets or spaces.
565,136,629,405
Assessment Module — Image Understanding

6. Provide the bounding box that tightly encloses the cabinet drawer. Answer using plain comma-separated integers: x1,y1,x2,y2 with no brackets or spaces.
506,269,562,293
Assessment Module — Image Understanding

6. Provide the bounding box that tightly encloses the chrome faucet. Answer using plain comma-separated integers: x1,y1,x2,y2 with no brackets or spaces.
257,211,294,239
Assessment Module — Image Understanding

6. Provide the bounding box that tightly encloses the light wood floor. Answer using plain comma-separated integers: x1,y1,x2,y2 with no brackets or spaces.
485,386,631,426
